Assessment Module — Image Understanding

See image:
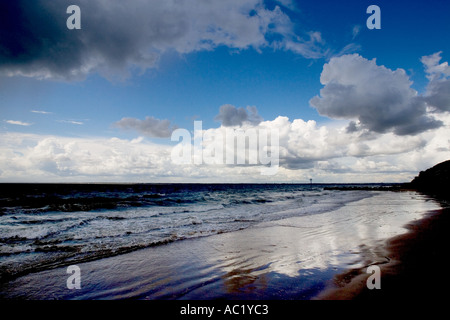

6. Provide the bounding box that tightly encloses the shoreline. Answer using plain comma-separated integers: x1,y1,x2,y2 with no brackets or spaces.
1,190,442,300
315,193,450,301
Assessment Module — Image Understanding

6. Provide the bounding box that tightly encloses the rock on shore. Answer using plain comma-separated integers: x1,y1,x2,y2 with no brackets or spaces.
409,159,450,197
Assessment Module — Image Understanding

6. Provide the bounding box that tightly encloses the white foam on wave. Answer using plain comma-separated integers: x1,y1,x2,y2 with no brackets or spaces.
0,187,378,279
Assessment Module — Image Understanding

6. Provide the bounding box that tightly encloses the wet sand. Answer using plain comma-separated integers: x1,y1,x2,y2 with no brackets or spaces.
316,199,450,301
0,191,445,301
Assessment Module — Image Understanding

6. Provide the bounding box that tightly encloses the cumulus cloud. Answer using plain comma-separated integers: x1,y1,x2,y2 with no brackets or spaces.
0,0,325,81
2,111,450,183
421,51,450,112
214,104,263,127
174,111,450,179
310,53,443,136
421,51,450,79
114,116,178,138
0,133,173,181
424,79,450,112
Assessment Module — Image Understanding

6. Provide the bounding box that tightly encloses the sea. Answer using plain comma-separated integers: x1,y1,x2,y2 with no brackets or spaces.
0,183,378,278
0,183,441,300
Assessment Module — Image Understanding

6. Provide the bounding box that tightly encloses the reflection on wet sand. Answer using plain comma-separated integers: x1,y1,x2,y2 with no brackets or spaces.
0,191,440,300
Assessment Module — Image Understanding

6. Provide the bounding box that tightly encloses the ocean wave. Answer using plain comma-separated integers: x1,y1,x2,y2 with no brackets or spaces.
0,183,383,282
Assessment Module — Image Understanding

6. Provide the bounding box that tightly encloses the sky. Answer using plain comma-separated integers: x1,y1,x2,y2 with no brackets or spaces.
1,0,450,183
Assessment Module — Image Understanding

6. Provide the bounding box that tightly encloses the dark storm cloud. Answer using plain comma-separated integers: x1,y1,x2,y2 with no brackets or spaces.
345,121,360,133
0,0,182,80
0,0,320,81
0,1,87,79
424,79,450,112
214,104,263,127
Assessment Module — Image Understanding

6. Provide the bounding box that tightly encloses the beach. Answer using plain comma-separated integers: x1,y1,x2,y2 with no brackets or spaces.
317,197,450,301
1,187,445,302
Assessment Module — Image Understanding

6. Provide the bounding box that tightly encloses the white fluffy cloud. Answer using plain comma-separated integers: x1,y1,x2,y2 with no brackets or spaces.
309,53,445,135
2,110,449,182
421,51,450,79
0,133,172,181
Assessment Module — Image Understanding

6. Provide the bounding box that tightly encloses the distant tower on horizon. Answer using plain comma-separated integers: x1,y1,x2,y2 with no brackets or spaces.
310,178,312,186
